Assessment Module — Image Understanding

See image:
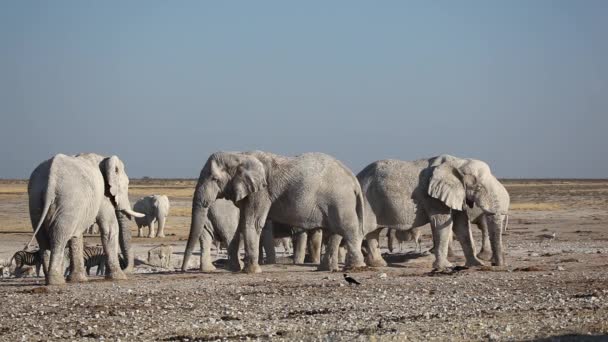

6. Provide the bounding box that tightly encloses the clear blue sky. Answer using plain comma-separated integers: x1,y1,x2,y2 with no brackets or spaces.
1,1,606,178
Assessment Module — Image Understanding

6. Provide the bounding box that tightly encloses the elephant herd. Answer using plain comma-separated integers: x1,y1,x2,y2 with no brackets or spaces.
23,151,509,285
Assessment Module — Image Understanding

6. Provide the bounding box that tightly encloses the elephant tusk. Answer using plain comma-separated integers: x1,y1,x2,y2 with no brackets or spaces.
123,209,146,218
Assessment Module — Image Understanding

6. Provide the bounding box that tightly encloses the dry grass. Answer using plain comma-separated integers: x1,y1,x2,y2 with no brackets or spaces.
129,186,194,198
0,185,27,195
171,206,192,217
510,202,562,211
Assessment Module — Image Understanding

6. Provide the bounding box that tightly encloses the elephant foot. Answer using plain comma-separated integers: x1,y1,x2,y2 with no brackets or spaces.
106,271,127,281
123,266,134,274
477,250,492,261
66,272,88,283
227,261,242,272
344,260,367,271
200,263,217,272
365,256,387,268
243,264,262,274
464,258,486,267
46,274,66,286
432,260,454,272
264,258,277,265
156,234,165,238
491,258,505,267
147,235,154,239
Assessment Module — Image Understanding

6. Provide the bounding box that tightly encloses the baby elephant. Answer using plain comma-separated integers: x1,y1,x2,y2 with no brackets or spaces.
134,195,170,238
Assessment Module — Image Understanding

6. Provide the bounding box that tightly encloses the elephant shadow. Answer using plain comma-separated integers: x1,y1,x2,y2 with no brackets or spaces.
381,251,434,267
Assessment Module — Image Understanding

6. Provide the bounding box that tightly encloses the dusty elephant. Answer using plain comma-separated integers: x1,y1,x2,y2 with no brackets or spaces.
28,153,144,285
182,198,243,272
182,151,366,273
357,155,510,270
133,194,171,238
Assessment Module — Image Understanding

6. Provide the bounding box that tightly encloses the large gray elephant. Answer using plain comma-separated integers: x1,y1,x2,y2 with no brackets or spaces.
188,198,242,272
358,155,510,270
28,153,143,285
133,194,170,238
182,151,366,273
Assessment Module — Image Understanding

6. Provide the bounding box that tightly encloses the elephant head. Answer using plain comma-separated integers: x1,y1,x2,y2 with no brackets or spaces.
100,156,143,218
428,155,510,266
182,152,267,271
76,153,143,272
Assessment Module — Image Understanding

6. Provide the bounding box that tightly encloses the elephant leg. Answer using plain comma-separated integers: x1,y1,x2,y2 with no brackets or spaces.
260,223,276,265
98,213,127,281
67,234,88,282
199,229,216,272
429,213,454,271
148,221,155,238
137,225,143,238
240,201,269,274
364,229,387,267
46,240,68,285
343,233,366,270
156,215,166,238
447,235,456,258
387,228,397,253
488,214,506,266
338,245,346,264
227,234,243,272
293,231,307,264
452,211,484,267
308,229,322,264
318,233,342,271
476,216,492,261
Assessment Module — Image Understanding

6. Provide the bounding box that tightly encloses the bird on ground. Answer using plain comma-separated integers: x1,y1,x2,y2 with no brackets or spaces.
343,273,361,285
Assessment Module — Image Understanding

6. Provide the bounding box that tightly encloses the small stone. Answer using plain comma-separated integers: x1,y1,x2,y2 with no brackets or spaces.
378,273,387,279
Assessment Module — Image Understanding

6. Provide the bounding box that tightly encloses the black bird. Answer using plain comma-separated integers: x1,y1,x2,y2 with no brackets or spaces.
343,273,361,285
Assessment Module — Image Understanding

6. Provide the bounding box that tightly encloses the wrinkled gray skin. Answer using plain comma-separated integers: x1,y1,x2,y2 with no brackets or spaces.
358,155,510,270
133,195,170,238
182,151,366,273
259,222,322,265
28,154,143,285
183,199,243,272
74,153,137,274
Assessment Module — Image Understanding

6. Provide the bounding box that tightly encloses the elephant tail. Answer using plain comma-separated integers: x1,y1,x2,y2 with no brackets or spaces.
24,195,53,251
503,215,509,232
355,188,365,237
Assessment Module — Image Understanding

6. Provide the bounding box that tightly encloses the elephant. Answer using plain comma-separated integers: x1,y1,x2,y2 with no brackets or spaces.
357,155,510,270
182,151,366,274
259,221,322,265
27,153,144,285
133,194,171,238
182,198,243,272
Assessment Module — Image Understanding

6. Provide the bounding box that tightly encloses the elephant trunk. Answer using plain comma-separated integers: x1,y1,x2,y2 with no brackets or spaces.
488,214,506,266
182,187,208,271
116,211,134,273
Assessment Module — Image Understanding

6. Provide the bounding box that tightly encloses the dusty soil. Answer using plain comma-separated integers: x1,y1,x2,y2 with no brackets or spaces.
1,179,607,341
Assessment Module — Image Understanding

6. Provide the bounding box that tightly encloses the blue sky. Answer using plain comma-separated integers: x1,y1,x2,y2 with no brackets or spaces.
1,1,607,178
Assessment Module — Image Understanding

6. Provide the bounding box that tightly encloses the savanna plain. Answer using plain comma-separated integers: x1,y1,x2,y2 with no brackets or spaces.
0,179,607,341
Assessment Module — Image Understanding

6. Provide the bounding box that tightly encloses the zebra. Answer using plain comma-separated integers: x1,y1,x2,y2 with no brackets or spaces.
82,246,108,276
10,250,44,277
64,246,129,277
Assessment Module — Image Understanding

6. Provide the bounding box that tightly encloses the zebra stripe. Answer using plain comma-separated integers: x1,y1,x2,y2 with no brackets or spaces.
11,250,44,277
83,246,107,276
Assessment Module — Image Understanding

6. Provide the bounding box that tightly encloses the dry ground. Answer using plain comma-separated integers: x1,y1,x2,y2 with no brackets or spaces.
0,179,607,341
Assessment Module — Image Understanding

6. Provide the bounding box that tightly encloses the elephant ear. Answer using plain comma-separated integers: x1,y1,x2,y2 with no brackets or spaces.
232,159,267,203
101,156,121,197
428,162,466,211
